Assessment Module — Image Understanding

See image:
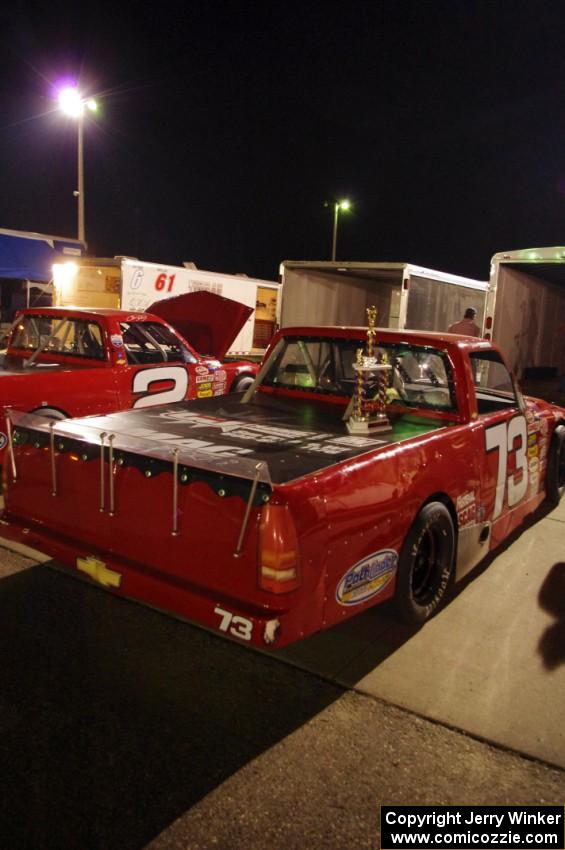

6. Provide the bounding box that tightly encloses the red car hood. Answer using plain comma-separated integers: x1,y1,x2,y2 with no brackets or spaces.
148,291,253,360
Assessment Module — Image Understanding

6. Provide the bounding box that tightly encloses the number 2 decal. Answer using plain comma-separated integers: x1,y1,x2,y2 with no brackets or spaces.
132,366,189,408
485,416,528,519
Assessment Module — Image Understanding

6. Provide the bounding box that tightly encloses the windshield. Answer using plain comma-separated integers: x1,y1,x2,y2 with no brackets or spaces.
262,336,457,413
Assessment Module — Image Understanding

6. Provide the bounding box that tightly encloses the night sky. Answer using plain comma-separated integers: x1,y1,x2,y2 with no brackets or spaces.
1,1,565,283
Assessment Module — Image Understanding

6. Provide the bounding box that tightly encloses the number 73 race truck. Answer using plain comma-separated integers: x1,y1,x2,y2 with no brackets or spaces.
2,320,564,648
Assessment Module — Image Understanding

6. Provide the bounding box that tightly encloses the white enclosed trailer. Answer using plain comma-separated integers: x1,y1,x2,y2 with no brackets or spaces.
52,257,278,357
485,247,565,379
278,261,487,333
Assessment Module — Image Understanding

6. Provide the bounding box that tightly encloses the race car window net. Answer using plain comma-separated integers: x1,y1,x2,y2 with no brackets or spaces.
11,315,106,362
261,336,458,413
469,350,522,416
119,321,197,366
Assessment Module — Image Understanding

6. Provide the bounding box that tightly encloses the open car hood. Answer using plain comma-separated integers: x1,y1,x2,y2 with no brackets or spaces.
148,290,253,360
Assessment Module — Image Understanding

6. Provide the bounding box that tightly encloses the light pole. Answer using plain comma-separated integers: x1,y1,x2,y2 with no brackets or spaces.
57,87,97,243
331,199,351,261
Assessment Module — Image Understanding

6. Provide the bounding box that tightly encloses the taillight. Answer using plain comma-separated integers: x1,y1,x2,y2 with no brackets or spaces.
258,503,301,593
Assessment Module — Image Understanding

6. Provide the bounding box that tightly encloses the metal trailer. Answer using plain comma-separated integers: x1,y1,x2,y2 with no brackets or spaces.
52,256,279,358
485,247,565,382
278,261,487,333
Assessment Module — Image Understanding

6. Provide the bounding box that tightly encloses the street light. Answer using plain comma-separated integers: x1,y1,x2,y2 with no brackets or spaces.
331,199,351,261
57,86,98,243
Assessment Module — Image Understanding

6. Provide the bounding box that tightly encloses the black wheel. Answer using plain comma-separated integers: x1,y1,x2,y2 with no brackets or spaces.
395,501,455,625
546,424,565,506
231,374,255,393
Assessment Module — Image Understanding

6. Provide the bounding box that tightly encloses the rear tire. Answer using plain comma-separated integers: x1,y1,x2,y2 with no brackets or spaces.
546,424,565,506
395,501,455,625
231,374,255,393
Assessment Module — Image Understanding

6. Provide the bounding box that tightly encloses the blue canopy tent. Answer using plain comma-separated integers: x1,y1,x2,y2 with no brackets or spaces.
0,229,86,324
0,228,86,282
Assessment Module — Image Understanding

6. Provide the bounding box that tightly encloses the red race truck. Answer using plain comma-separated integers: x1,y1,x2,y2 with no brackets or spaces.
0,291,258,465
2,324,564,648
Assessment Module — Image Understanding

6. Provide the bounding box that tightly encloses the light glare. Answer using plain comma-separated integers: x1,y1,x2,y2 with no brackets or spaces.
58,87,84,117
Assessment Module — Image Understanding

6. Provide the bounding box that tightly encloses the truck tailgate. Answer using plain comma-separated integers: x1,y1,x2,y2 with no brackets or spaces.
2,406,332,647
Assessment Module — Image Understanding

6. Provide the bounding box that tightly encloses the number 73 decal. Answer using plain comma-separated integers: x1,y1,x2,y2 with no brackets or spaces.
485,415,528,519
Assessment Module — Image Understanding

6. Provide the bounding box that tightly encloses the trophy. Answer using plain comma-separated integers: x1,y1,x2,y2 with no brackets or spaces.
346,306,393,434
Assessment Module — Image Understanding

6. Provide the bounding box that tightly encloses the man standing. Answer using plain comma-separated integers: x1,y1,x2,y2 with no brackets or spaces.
448,307,481,336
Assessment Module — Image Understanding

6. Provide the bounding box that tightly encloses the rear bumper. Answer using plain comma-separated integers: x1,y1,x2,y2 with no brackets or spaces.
0,511,311,649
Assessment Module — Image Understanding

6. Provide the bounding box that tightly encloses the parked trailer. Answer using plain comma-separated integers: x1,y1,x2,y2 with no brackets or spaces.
278,261,487,332
52,257,279,357
485,247,565,380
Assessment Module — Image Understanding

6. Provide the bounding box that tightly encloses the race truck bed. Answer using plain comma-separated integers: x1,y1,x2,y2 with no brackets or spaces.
25,392,445,485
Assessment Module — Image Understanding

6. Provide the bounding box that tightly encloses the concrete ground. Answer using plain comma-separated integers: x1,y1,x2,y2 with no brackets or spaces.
278,497,565,769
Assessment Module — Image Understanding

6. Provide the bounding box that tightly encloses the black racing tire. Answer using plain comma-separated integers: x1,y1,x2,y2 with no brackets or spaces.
546,424,565,506
395,501,455,625
231,374,255,393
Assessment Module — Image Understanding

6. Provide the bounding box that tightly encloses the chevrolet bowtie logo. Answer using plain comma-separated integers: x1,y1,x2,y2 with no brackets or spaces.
77,556,122,589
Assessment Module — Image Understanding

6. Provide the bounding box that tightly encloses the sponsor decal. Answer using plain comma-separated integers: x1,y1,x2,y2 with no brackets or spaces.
111,334,123,347
456,490,476,528
330,435,386,447
529,455,540,493
195,376,212,386
0,432,7,451
539,436,548,461
149,410,388,457
197,389,213,398
213,369,227,382
336,550,398,606
77,556,122,589
195,365,209,374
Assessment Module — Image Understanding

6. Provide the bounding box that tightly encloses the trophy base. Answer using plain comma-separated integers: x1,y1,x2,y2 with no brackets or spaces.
347,416,393,435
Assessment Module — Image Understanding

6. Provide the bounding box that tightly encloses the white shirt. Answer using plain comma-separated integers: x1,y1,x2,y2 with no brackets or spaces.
448,318,480,337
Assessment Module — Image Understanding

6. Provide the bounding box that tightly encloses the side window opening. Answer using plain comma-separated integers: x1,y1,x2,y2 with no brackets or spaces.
469,350,520,415
119,321,196,365
10,315,105,361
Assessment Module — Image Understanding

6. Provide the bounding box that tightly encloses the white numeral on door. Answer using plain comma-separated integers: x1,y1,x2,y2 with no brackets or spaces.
132,366,189,408
485,416,528,519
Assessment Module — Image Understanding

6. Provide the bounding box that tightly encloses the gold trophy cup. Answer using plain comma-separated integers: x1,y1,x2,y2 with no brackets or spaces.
346,307,393,434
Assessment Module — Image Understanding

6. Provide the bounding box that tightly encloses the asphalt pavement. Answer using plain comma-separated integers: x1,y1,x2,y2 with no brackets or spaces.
0,498,564,850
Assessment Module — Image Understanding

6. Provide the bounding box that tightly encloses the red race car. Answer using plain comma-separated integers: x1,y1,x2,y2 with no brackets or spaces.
2,324,564,648
0,290,258,466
